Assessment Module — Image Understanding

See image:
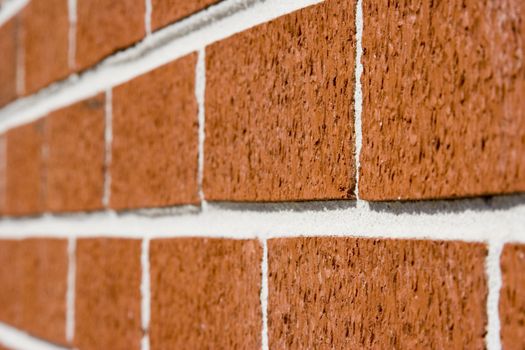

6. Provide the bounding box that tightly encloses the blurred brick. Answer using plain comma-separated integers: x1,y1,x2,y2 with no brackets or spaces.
0,240,22,328
151,0,220,31
0,17,18,106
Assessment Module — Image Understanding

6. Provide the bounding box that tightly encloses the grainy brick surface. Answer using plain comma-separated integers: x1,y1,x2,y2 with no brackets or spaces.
5,121,45,216
151,0,221,31
500,243,525,350
149,238,262,349
21,239,68,344
75,238,142,350
111,55,199,210
76,0,145,70
0,18,18,106
204,0,356,201
360,0,525,200
45,95,105,212
268,237,487,349
22,0,69,94
0,240,22,328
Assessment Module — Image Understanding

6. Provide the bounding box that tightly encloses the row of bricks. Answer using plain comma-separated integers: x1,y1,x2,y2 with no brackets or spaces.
1,0,525,216
0,237,523,349
0,0,220,103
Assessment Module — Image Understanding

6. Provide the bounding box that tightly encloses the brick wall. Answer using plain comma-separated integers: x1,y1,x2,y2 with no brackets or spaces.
0,0,523,349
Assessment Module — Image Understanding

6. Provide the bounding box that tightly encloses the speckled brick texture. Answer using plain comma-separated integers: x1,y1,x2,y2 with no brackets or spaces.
5,121,45,216
21,0,69,94
151,0,221,31
360,0,525,200
149,238,262,349
20,239,68,344
268,237,488,349
75,238,142,350
500,243,525,350
0,18,18,107
204,0,356,201
110,55,199,210
0,240,22,328
76,0,145,71
45,95,105,212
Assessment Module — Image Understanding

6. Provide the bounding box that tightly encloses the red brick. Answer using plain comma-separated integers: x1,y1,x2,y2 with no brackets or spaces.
500,243,525,350
0,17,18,106
45,95,105,212
0,240,22,328
76,0,145,71
151,0,220,31
5,121,45,216
110,55,199,210
75,238,142,350
22,0,69,94
20,239,68,344
360,1,525,200
204,0,356,201
149,238,262,349
268,237,487,349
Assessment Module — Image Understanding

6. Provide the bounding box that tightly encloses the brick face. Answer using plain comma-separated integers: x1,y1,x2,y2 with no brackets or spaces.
268,237,487,349
360,0,525,200
149,238,262,349
0,18,18,107
76,0,145,71
110,55,199,210
500,243,525,350
45,95,106,213
204,0,356,201
22,0,69,94
0,240,22,328
75,238,142,350
151,0,221,31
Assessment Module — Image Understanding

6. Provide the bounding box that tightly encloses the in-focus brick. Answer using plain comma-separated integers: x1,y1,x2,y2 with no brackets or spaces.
22,0,69,94
150,238,262,349
0,240,22,328
110,55,199,210
360,1,525,200
204,0,356,201
76,0,145,71
75,238,142,350
151,0,220,31
45,95,105,212
0,17,18,106
21,239,68,344
500,243,525,350
268,237,487,349
5,121,45,216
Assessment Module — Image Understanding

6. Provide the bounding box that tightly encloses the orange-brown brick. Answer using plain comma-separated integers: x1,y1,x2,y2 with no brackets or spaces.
21,0,69,94
75,238,142,350
204,0,356,201
0,240,22,328
360,0,525,200
149,238,262,349
76,0,145,70
500,243,525,350
151,0,220,31
45,95,105,212
5,121,45,216
268,237,487,349
0,17,18,106
110,55,199,210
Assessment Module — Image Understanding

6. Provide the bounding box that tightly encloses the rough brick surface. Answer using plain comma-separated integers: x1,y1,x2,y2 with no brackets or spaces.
204,0,356,201
500,243,525,350
75,238,142,350
0,240,22,328
45,95,105,212
76,0,145,70
151,0,220,31
22,0,69,94
111,55,199,210
150,238,262,349
21,239,68,344
360,0,525,200
0,18,18,106
5,121,45,216
268,237,487,349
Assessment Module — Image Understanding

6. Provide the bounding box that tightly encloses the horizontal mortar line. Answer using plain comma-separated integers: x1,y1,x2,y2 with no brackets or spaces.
0,195,523,242
0,0,28,26
0,323,70,350
0,0,323,133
